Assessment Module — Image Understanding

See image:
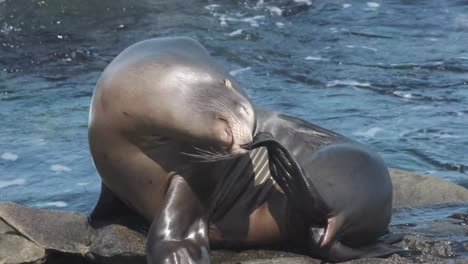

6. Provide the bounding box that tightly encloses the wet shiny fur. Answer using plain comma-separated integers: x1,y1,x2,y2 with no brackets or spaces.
89,37,400,263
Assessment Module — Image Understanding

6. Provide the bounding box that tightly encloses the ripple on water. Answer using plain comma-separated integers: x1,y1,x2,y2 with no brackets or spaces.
353,127,383,138
0,178,26,189
50,164,72,172
326,80,371,88
1,152,18,161
229,67,251,76
34,201,69,208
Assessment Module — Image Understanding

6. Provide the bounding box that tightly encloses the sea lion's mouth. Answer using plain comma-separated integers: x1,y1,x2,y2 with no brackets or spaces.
217,116,234,150
241,132,275,150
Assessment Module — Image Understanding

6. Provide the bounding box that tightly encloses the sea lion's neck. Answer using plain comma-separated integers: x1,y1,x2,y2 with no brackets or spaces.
252,106,289,140
252,106,346,156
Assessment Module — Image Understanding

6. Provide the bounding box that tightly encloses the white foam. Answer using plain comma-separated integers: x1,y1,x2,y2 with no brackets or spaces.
213,12,265,27
213,13,228,26
77,182,90,186
411,105,432,110
393,91,413,99
305,56,329,61
50,164,72,172
0,23,14,34
204,4,220,10
229,67,251,76
354,127,383,138
1,152,18,161
294,0,313,6
360,46,378,52
241,15,265,27
227,29,243,37
275,22,285,28
343,3,352,8
367,2,380,10
36,201,68,208
266,6,283,16
0,178,26,189
437,134,460,139
326,80,371,88
219,15,228,26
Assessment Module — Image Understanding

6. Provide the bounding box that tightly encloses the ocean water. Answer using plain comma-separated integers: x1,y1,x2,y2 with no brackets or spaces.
0,0,467,236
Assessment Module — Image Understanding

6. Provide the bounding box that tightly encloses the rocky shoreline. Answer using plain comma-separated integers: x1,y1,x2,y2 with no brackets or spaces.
1,168,468,264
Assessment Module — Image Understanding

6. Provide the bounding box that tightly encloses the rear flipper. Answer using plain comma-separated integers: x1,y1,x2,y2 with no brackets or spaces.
90,182,147,231
316,240,403,263
146,175,210,264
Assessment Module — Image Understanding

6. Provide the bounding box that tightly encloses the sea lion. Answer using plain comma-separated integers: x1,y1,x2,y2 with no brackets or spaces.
88,37,256,263
244,108,401,262
88,37,400,263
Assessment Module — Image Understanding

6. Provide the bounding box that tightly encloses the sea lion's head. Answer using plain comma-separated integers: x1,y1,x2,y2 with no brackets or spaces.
92,38,255,157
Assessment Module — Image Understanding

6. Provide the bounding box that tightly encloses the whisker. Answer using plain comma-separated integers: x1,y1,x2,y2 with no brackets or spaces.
181,145,240,162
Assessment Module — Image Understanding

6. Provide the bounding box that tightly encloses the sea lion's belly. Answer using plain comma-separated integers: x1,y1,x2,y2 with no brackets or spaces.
208,148,286,247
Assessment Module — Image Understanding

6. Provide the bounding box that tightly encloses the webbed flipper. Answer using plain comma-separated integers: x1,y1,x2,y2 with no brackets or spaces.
146,175,210,264
322,240,403,263
245,132,330,226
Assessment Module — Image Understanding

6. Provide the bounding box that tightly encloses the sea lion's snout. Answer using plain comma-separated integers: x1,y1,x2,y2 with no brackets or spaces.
214,116,234,150
232,102,255,153
215,99,255,155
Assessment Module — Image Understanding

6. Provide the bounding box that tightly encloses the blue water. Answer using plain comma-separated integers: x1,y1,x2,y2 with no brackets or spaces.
0,0,467,226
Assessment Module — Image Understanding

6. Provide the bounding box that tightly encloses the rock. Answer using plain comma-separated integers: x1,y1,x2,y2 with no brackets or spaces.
0,220,45,264
0,202,93,254
389,168,468,207
0,203,147,264
1,169,468,264
89,224,146,264
211,250,320,264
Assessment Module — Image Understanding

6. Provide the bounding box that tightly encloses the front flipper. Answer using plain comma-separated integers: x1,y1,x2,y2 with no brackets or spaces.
245,132,330,227
146,175,210,264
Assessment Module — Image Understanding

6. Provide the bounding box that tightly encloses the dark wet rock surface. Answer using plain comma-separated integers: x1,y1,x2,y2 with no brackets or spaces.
1,169,468,264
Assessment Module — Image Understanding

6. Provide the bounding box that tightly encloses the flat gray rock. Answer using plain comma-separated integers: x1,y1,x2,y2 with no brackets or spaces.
0,220,45,264
390,168,468,207
0,202,93,254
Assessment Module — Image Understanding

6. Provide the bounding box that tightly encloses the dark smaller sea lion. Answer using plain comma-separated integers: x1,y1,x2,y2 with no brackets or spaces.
244,108,401,262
